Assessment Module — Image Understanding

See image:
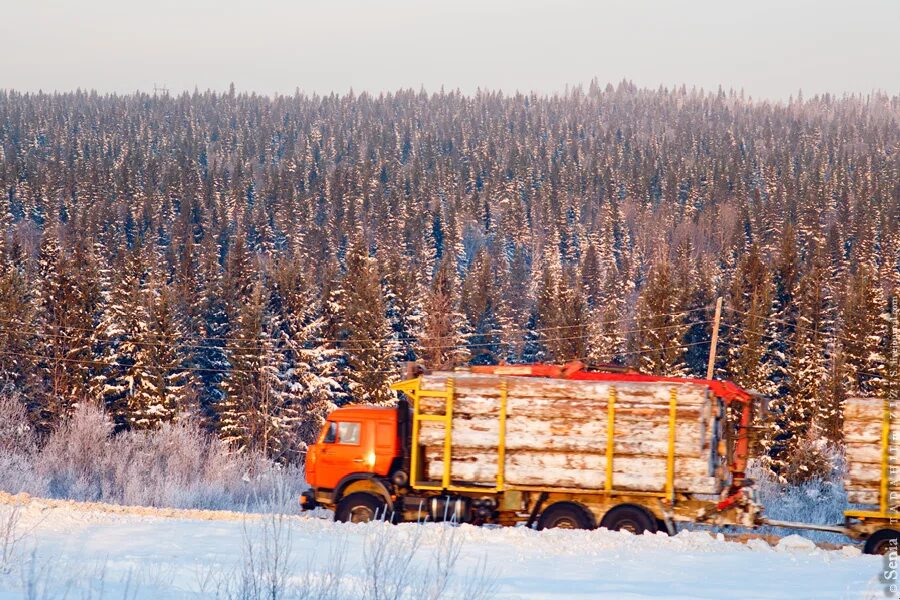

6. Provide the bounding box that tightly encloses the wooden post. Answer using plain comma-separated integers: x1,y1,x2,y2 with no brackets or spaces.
706,297,723,381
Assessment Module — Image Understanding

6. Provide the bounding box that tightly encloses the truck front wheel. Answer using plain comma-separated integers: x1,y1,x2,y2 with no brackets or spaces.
600,505,658,535
863,529,900,555
537,502,595,530
335,492,386,524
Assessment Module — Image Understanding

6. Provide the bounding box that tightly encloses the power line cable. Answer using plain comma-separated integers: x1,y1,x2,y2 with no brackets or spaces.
0,311,713,354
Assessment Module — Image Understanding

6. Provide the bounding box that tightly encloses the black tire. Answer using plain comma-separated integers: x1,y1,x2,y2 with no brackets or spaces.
863,529,900,555
537,502,595,530
599,504,658,535
334,492,386,524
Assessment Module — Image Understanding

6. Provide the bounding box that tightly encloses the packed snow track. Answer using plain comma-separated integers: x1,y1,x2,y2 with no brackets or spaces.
0,495,883,599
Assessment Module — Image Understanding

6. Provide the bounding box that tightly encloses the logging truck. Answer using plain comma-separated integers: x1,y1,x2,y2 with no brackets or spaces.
302,362,900,553
302,362,763,535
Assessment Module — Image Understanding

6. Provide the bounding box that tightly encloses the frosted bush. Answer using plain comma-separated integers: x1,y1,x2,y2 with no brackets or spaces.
39,402,114,501
0,392,38,456
749,447,849,544
778,428,845,485
0,393,47,496
0,395,306,512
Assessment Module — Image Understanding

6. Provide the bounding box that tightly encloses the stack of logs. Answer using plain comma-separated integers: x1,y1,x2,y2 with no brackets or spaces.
416,373,725,494
844,397,899,507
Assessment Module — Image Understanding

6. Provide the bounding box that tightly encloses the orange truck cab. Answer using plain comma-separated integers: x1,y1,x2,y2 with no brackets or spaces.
303,405,404,518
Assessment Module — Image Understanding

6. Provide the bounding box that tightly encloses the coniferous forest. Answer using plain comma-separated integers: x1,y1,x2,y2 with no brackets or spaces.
0,84,897,475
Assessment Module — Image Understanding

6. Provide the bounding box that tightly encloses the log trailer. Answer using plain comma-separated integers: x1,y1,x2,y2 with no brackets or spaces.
302,362,763,535
760,395,900,555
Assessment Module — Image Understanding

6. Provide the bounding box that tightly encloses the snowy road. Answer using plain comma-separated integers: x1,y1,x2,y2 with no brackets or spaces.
0,496,884,599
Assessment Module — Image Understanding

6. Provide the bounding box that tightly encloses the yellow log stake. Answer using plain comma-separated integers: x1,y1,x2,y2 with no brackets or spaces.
497,379,508,491
666,387,677,502
442,377,454,489
606,386,616,492
407,382,422,489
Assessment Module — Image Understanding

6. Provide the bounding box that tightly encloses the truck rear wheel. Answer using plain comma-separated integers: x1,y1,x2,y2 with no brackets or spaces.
537,502,595,530
600,505,658,535
335,492,386,524
863,529,900,555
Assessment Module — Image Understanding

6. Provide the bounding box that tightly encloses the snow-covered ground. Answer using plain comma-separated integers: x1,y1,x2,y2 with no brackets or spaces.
0,495,884,600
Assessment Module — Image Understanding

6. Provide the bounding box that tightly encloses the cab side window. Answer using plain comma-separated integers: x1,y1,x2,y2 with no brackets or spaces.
337,422,361,445
322,421,337,443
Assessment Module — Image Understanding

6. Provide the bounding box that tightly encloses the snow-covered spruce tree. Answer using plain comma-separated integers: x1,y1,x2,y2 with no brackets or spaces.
586,249,628,365
673,239,712,377
270,257,341,451
381,239,424,364
774,253,837,477
534,244,588,363
768,223,800,399
219,280,298,459
632,256,689,376
91,247,152,428
462,247,511,365
724,246,777,396
318,256,350,401
125,279,196,429
33,231,100,431
186,235,232,422
418,254,470,370
338,233,398,404
502,244,534,362
580,239,602,311
840,264,888,397
0,250,34,393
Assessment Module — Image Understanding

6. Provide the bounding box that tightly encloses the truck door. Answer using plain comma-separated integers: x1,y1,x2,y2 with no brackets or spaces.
316,420,369,489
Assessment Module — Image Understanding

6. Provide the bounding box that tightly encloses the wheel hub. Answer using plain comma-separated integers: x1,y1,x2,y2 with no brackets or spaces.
350,506,375,523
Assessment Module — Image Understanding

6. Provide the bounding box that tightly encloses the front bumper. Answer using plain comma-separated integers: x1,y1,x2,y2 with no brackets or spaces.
299,491,319,510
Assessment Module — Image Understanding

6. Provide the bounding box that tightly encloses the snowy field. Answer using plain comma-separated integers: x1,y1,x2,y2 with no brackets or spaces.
0,496,884,600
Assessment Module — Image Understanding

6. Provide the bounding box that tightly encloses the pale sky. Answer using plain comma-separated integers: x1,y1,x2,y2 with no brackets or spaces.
2,0,898,100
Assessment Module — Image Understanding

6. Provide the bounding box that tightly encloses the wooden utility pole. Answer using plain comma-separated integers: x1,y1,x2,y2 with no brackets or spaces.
706,297,723,380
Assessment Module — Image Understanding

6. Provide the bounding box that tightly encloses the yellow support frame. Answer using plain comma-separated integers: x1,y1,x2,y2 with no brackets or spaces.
666,387,678,502
391,376,507,494
497,380,508,491
605,386,616,491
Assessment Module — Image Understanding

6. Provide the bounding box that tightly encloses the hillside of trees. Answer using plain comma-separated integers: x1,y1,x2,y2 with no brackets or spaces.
0,83,897,475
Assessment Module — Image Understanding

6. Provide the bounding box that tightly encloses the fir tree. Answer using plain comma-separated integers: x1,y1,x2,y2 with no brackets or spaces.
34,231,99,430
339,234,398,403
632,257,689,376
271,257,341,450
725,246,777,395
125,280,195,428
775,253,837,463
219,281,298,458
462,248,510,365
840,265,888,396
419,255,470,369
